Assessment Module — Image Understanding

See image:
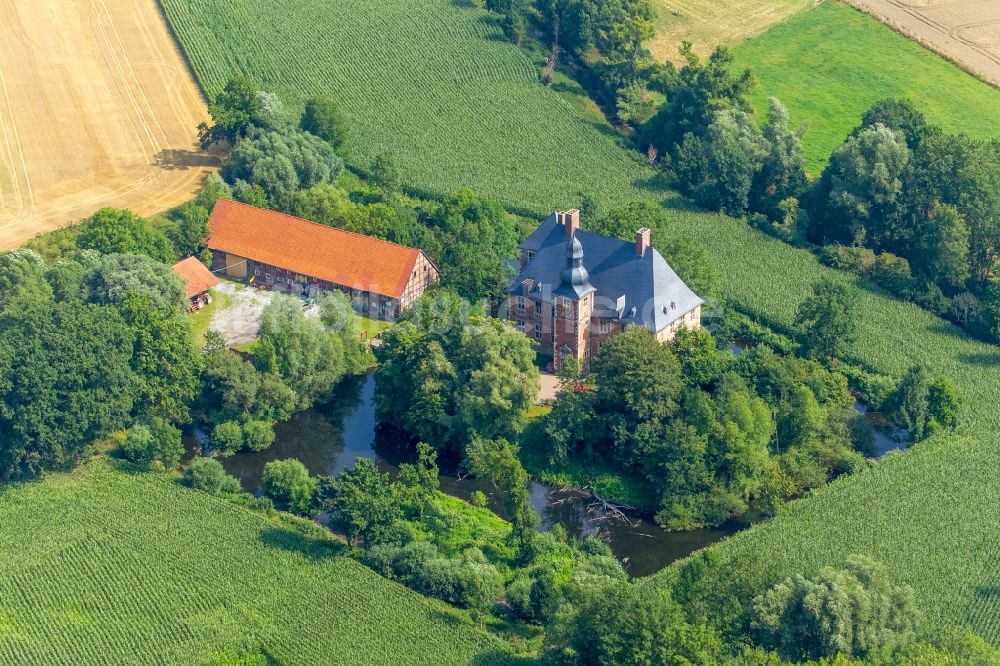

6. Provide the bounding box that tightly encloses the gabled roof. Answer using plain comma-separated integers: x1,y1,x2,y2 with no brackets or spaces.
208,199,421,299
172,256,219,299
511,213,703,332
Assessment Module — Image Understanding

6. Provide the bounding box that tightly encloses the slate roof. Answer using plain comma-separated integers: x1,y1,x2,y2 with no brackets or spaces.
511,212,703,332
208,199,422,299
172,256,219,299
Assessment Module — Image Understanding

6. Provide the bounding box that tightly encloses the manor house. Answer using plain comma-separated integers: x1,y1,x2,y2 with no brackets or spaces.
506,209,703,370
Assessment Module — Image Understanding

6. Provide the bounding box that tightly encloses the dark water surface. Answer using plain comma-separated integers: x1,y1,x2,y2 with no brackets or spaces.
187,351,908,576
187,374,748,577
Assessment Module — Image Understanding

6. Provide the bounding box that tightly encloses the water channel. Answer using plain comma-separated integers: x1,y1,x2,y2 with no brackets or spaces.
186,369,907,578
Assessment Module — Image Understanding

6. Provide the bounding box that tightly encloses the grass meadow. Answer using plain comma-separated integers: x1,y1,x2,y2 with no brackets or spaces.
0,460,511,665
732,1,1000,174
648,0,813,64
148,0,1000,645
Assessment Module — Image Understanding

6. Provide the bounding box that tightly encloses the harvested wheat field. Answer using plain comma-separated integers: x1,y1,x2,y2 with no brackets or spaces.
648,0,819,62
845,0,1000,85
0,0,216,250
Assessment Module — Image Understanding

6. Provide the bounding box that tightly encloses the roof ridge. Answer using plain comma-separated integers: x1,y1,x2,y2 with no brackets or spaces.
215,199,419,257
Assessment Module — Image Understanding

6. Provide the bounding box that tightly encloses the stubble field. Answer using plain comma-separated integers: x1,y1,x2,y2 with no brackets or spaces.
845,0,1000,86
647,0,816,62
0,0,216,250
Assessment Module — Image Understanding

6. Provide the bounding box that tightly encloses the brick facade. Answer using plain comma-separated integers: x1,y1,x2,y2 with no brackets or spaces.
507,209,704,371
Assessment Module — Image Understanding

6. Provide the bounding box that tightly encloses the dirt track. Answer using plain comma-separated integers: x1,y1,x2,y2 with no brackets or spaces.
0,0,216,250
845,0,1000,85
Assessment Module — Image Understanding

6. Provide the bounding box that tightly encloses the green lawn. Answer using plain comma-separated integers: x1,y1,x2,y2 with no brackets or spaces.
153,0,1000,644
0,460,511,665
188,288,231,346
733,1,1000,174
360,316,392,340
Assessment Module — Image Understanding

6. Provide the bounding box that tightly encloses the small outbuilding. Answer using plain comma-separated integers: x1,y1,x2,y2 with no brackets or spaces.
172,256,220,313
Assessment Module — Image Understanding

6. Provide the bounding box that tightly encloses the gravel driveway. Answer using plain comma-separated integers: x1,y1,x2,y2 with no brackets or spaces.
208,282,322,347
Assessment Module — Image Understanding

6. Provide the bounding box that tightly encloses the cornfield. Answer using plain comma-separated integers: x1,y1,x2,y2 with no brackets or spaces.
158,0,656,216
95,0,1000,647
0,462,511,665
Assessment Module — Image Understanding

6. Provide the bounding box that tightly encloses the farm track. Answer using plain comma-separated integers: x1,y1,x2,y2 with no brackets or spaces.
0,0,217,250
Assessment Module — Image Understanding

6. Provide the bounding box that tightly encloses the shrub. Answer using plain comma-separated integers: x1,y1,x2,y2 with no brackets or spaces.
469,490,488,508
947,291,981,328
242,420,276,452
362,543,402,578
211,421,244,456
505,576,534,621
928,376,960,430
184,457,241,495
262,458,316,516
121,419,183,470
840,365,897,411
871,252,914,296
391,541,439,580
300,97,349,151
819,245,877,274
752,555,917,661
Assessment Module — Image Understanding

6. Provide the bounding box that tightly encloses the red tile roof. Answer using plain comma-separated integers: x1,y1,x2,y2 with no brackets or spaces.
172,256,220,299
208,199,421,299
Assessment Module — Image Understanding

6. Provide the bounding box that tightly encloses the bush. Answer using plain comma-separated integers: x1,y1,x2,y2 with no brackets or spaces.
752,555,917,661
300,97,349,151
391,541,439,580
78,208,175,263
840,365,897,411
362,543,402,577
262,458,316,516
121,419,183,470
386,542,502,612
505,576,534,621
871,252,914,296
211,421,244,456
184,457,241,495
242,420,276,452
819,245,877,274
947,291,981,328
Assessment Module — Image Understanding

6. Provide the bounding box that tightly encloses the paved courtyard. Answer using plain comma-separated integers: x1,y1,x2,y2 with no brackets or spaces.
538,372,561,403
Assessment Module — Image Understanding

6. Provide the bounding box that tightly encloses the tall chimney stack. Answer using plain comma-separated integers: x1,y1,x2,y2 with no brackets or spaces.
561,209,581,238
635,227,651,256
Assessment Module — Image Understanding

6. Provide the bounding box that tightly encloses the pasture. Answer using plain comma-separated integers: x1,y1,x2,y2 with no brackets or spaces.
0,461,510,665
732,1,1000,173
647,0,815,63
139,0,1000,644
0,0,215,250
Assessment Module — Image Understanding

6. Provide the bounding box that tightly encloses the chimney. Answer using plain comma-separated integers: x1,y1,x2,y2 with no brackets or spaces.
561,209,581,238
635,227,651,256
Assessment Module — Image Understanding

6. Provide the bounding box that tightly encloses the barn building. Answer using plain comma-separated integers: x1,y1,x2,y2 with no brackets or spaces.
172,256,219,313
506,209,703,370
208,199,439,321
